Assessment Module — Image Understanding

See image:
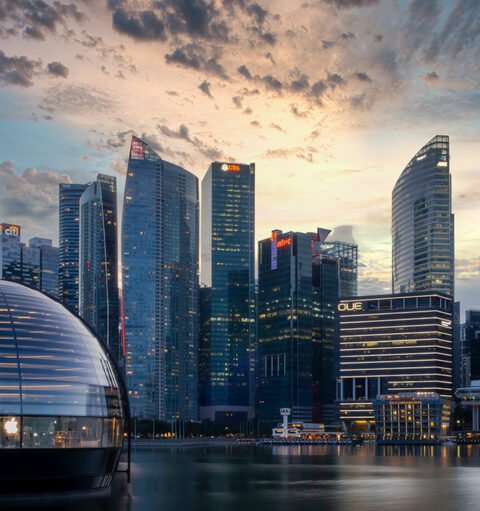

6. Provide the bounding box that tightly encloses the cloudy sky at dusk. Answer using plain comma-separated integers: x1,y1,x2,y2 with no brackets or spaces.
0,0,478,312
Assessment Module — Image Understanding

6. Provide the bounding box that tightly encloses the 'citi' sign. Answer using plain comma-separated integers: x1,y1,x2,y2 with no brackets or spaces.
0,224,20,239
338,302,363,312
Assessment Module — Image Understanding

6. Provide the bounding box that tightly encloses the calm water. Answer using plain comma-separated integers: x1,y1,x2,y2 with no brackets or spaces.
7,444,480,510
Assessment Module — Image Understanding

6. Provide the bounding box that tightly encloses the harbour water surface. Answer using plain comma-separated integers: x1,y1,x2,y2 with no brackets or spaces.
8,444,480,511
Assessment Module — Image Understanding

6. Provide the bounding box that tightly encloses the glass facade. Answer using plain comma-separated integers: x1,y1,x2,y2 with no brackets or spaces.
0,226,58,299
392,135,454,296
465,310,480,381
79,174,120,365
122,136,198,421
0,224,22,283
29,237,59,299
317,240,357,297
257,232,314,427
200,162,255,422
59,183,88,312
257,229,341,428
337,292,453,428
0,280,123,449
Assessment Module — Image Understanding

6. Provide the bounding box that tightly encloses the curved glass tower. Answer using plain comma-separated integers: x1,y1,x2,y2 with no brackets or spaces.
79,174,120,365
392,135,454,296
122,137,199,421
0,280,124,493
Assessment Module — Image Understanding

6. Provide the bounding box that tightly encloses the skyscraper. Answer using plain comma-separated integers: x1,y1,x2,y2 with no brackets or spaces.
317,238,358,297
256,228,343,428
257,230,315,427
200,162,255,424
1,226,59,299
29,238,59,299
392,135,454,296
465,310,480,381
337,292,453,429
122,136,199,421
59,183,88,312
79,174,120,363
0,223,22,282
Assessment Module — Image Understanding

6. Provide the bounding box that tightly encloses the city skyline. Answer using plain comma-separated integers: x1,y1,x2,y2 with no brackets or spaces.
0,0,478,314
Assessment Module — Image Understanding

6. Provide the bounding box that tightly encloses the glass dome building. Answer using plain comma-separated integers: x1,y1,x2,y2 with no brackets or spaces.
0,280,125,493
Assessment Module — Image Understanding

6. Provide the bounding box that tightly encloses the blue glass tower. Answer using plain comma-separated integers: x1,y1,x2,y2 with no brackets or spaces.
122,137,199,421
59,183,88,312
200,162,255,424
392,135,454,296
79,174,120,364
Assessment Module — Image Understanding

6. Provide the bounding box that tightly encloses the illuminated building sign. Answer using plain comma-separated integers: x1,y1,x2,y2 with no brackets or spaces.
130,138,145,160
270,232,291,270
221,163,241,172
277,238,291,249
0,224,21,239
338,302,363,312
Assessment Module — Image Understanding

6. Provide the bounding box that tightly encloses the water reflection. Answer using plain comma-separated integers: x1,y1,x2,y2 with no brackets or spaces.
4,444,480,511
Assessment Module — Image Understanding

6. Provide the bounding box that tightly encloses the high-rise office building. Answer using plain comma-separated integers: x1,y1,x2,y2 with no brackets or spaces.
20,243,41,288
256,228,343,428
0,223,22,282
59,183,88,312
0,225,57,297
392,135,454,296
317,239,358,297
257,230,315,427
29,238,59,298
199,161,255,424
465,310,480,381
122,136,199,421
337,292,453,429
79,174,120,363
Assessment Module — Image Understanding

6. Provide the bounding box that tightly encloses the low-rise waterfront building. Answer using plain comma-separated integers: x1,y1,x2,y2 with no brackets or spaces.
373,392,450,444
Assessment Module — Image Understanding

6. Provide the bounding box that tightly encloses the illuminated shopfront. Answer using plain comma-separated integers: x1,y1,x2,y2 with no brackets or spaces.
0,280,125,493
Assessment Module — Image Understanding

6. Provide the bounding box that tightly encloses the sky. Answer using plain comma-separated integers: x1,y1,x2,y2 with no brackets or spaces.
0,0,478,313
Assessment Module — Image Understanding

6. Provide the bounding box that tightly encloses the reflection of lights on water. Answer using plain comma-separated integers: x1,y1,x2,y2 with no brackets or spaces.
5,417,18,435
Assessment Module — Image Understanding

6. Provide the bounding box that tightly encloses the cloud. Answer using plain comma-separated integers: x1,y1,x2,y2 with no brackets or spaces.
290,104,308,118
423,71,439,82
112,8,167,41
289,72,309,92
165,44,227,78
270,123,285,133
238,64,252,80
265,145,318,162
0,50,41,87
0,0,85,41
232,96,243,108
158,123,230,160
247,3,268,25
109,0,230,43
47,61,69,78
263,74,282,92
354,71,372,82
0,160,72,222
198,79,213,97
322,0,379,8
41,84,117,114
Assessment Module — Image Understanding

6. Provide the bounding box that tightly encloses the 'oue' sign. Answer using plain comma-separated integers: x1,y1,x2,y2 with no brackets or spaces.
338,302,363,312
